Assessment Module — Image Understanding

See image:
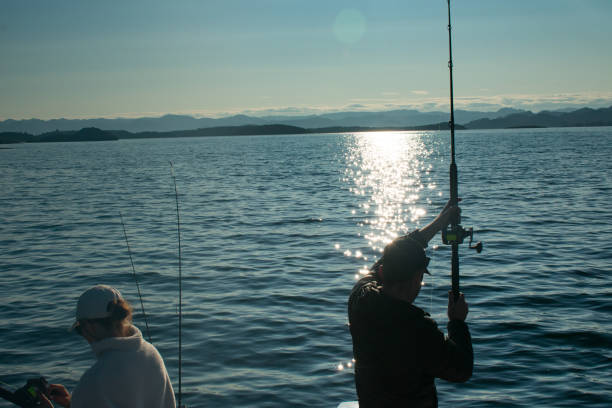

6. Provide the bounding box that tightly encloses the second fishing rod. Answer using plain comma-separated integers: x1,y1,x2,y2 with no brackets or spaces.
120,162,185,407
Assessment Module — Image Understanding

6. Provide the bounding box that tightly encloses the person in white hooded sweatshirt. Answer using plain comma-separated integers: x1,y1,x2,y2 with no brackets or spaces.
42,285,176,408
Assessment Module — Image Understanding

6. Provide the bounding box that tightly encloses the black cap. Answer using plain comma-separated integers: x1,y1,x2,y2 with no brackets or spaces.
377,236,430,284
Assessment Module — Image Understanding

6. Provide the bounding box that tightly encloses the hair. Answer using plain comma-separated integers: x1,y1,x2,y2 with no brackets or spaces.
87,298,133,338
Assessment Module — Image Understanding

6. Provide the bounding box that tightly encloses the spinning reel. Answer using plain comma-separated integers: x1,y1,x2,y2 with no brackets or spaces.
442,221,482,253
0,377,50,408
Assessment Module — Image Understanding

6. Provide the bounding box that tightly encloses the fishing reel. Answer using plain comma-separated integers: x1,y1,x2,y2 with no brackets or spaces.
1,377,50,408
442,224,483,253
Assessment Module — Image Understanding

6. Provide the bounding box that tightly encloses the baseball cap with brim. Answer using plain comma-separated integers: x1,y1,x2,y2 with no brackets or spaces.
70,285,123,331
379,236,430,283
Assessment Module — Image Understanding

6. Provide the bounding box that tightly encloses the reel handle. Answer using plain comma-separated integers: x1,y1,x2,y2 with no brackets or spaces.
443,225,483,253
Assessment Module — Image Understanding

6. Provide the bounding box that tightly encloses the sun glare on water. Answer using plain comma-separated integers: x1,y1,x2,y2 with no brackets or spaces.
344,131,433,258
335,131,438,374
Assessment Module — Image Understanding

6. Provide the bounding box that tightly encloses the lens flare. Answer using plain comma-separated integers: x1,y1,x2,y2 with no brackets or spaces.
333,9,367,45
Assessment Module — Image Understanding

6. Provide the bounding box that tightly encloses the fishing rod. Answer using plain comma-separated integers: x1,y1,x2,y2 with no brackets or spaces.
442,0,482,300
170,161,185,408
119,211,152,343
119,165,185,407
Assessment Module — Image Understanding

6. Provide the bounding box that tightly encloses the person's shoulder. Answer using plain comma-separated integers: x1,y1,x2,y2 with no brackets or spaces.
133,336,171,374
352,274,380,292
349,274,382,302
349,274,388,317
142,340,168,364
126,325,164,361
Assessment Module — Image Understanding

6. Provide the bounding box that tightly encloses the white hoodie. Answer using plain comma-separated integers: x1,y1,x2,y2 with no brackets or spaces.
71,325,176,408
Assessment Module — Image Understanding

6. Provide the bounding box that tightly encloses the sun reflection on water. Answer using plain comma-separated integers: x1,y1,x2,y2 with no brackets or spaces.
343,131,434,259
336,132,437,375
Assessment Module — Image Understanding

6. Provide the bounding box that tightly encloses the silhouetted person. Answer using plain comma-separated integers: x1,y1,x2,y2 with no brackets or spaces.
348,202,473,407
42,285,176,408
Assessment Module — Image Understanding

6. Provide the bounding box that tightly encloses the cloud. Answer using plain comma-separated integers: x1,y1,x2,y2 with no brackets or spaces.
246,106,304,114
40,91,610,120
226,92,612,118
457,92,612,112
370,92,612,113
411,90,429,95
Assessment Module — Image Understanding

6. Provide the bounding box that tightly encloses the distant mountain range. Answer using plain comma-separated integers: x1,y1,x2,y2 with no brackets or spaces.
465,106,612,129
0,107,524,134
1,106,611,135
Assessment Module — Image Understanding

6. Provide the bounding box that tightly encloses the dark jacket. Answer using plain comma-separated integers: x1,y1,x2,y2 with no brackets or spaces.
348,235,473,407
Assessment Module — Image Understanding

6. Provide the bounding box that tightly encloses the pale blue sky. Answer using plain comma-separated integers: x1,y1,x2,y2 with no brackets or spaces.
1,0,611,119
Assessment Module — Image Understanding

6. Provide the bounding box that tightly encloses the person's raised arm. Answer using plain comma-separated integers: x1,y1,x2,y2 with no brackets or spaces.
418,199,460,244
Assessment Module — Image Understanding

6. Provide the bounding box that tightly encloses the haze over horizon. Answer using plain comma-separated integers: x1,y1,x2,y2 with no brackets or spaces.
2,0,611,121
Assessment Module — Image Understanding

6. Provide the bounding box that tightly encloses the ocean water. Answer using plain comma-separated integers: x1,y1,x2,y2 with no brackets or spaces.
1,127,611,407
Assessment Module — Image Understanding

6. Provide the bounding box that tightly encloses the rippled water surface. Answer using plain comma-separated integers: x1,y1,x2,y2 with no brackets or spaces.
1,128,611,407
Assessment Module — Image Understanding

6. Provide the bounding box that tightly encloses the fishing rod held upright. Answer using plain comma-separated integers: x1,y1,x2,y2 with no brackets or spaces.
170,161,185,408
442,0,482,300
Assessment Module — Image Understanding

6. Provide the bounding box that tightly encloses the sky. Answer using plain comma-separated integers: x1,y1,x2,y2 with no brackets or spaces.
1,0,612,120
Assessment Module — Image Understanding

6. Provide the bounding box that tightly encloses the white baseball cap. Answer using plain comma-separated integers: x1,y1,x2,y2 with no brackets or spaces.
71,285,123,331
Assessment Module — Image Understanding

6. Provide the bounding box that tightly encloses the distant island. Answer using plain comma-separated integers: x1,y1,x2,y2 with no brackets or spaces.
0,123,465,144
0,127,118,144
1,105,611,143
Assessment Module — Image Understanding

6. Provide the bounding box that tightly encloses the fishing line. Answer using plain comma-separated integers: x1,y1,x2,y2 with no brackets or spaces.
119,211,152,343
170,161,184,408
428,276,434,317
